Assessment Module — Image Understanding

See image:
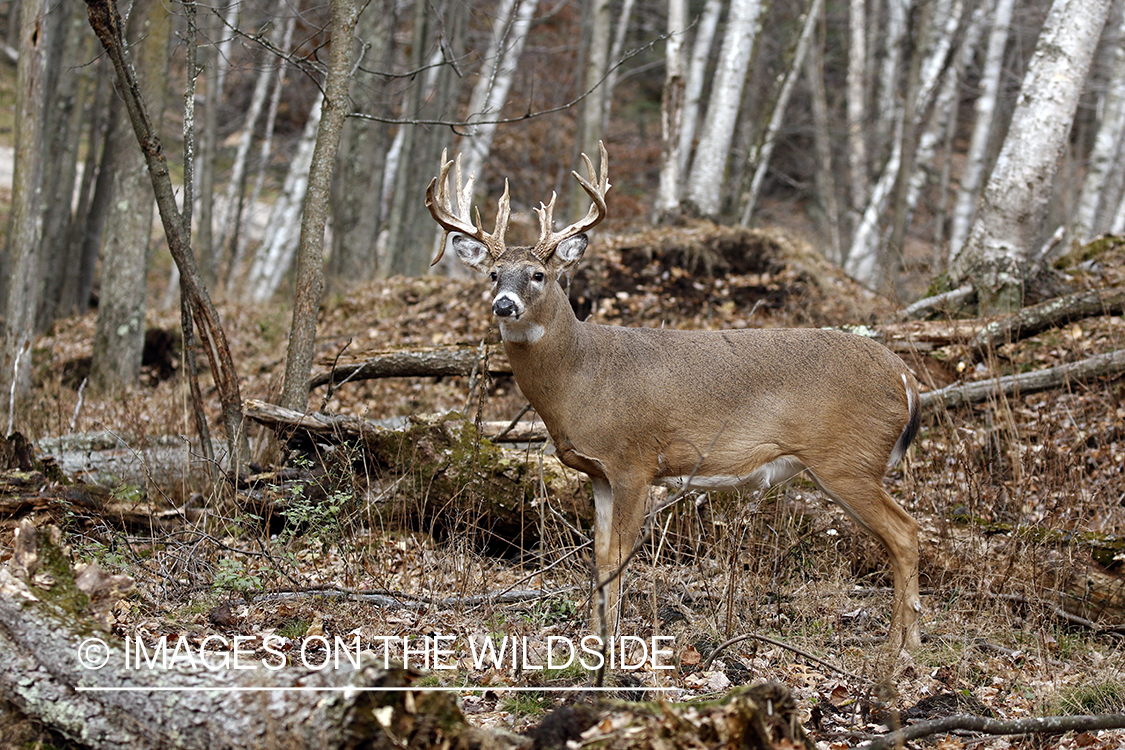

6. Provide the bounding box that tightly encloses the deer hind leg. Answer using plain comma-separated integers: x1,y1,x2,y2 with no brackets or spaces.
809,470,921,652
590,475,648,637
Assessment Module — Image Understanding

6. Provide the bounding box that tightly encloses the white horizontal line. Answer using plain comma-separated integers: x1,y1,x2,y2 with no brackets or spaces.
76,685,675,693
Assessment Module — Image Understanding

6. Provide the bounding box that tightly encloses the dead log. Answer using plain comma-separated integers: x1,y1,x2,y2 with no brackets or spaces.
921,348,1125,409
310,345,512,389
966,285,1125,361
0,519,523,750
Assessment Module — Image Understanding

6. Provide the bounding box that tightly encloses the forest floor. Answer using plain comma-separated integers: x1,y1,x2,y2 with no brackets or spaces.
4,222,1125,749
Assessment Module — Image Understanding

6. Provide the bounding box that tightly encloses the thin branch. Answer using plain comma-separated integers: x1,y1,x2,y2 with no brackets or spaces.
699,631,873,685
868,713,1125,750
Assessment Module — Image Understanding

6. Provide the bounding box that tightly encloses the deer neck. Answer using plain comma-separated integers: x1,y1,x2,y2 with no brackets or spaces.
499,285,584,413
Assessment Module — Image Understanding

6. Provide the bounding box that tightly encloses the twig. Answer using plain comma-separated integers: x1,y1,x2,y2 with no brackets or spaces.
867,712,1125,750
699,632,873,685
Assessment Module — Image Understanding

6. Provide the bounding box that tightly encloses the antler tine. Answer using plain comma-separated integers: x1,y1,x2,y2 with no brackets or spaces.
533,141,611,260
426,149,509,266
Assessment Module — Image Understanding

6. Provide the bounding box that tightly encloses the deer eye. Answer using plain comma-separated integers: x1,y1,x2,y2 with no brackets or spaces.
532,271,545,282
489,271,498,282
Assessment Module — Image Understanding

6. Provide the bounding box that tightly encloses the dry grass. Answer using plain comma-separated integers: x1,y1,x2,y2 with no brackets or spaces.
7,229,1125,747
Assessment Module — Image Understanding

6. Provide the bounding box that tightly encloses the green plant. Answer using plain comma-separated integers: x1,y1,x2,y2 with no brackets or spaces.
499,691,548,719
212,557,262,601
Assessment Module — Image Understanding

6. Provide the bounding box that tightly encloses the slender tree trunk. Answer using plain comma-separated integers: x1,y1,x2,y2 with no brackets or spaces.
950,0,1112,313
328,0,391,291
846,0,869,218
90,0,171,393
740,0,822,225
656,0,688,221
278,0,360,413
676,0,722,183
1,0,52,431
948,0,1015,260
244,97,322,303
1072,0,1125,242
35,0,87,330
601,0,637,122
572,0,612,222
684,0,763,218
806,4,841,263
85,0,249,469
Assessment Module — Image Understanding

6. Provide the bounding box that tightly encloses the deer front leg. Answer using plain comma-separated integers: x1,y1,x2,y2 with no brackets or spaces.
590,475,648,637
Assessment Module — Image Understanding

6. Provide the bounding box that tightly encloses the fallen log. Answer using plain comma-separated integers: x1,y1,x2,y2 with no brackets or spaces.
0,519,522,750
310,345,512,389
966,285,1125,361
921,348,1125,409
0,519,813,750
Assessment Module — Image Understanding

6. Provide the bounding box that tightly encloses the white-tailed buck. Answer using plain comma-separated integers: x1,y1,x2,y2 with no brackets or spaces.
426,144,923,652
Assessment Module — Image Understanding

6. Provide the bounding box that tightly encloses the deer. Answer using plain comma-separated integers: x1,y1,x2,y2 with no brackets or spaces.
426,143,924,653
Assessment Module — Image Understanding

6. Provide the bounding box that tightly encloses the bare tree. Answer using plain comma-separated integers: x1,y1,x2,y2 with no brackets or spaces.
656,0,688,220
950,0,1112,313
1,0,52,430
684,0,764,217
275,0,360,413
89,0,172,393
947,0,1015,261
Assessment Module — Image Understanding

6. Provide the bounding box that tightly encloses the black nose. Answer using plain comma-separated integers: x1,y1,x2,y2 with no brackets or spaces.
493,297,518,318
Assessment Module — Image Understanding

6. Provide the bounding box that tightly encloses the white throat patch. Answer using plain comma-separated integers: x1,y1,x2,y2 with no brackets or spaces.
499,318,545,344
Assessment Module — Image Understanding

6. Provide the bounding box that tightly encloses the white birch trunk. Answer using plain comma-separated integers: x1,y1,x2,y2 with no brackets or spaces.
951,0,1112,312
656,0,688,217
1073,0,1125,241
947,0,1015,260
243,95,322,303
459,0,538,184
806,11,842,263
874,0,909,155
740,0,823,225
684,0,763,217
847,0,869,211
844,0,961,286
602,0,637,122
676,0,722,181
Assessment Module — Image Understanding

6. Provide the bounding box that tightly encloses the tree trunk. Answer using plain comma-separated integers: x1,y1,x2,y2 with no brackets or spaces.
675,0,722,186
740,0,822,226
89,0,171,393
572,0,612,223
1,0,53,432
846,0,868,218
328,0,392,292
950,0,1112,313
656,0,688,221
277,0,360,414
684,0,763,218
1072,0,1125,243
244,96,322,303
947,0,1015,262
805,6,842,263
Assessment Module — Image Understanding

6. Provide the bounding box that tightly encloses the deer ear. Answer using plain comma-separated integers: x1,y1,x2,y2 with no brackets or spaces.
452,234,493,273
553,234,588,271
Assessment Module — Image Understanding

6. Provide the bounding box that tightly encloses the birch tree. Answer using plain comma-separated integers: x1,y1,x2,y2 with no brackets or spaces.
243,96,321,303
740,0,823,225
684,0,763,217
947,0,1015,260
676,0,722,183
656,0,688,220
847,0,869,213
1071,0,1125,242
951,0,1112,313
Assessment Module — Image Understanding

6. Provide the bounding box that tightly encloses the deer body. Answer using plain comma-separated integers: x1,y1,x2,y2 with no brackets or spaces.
427,145,923,652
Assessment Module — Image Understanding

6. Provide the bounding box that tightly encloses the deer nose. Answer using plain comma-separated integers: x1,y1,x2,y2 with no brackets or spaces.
493,296,519,318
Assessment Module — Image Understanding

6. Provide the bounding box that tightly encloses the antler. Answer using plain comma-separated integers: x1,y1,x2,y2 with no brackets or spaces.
532,141,611,260
425,150,511,266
